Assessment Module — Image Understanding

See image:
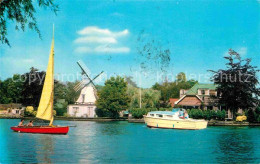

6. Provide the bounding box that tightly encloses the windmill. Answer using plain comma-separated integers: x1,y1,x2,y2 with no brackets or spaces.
74,60,104,103
67,61,103,118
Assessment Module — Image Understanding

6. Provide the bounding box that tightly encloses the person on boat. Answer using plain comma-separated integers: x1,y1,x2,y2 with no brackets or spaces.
27,120,34,127
184,111,189,119
179,109,184,119
18,119,24,126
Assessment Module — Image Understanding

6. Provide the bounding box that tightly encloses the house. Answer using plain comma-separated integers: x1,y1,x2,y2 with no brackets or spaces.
67,84,97,118
0,103,25,116
175,83,233,119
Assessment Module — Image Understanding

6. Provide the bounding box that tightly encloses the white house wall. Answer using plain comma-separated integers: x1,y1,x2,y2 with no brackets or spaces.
67,105,96,118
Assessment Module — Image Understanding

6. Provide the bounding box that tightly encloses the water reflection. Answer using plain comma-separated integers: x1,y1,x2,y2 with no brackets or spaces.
0,121,8,161
216,127,254,163
35,135,54,163
96,122,128,136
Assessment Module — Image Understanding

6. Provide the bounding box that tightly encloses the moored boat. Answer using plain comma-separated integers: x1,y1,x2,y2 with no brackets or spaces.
144,109,208,130
11,27,69,135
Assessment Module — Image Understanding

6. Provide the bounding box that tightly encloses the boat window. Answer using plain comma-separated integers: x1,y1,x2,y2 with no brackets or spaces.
166,115,173,117
150,114,154,117
156,114,163,118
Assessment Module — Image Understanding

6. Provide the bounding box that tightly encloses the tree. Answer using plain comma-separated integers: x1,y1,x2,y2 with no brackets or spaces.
152,73,197,107
0,0,58,46
21,67,45,107
54,99,68,116
54,80,66,103
0,74,24,104
176,72,187,83
127,84,160,109
96,76,130,118
210,49,260,117
64,81,80,104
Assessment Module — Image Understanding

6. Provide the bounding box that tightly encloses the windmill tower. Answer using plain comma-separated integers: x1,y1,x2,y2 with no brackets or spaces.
67,61,103,118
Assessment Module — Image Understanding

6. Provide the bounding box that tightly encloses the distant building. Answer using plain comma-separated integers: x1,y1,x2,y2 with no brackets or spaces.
67,84,97,118
0,103,25,116
175,83,234,119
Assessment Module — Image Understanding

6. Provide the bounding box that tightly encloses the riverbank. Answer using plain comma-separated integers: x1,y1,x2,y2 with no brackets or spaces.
208,120,260,126
1,116,260,126
0,115,127,122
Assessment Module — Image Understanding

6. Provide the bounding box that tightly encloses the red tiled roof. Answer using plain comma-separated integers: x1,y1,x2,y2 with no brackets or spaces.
169,98,179,107
177,96,202,106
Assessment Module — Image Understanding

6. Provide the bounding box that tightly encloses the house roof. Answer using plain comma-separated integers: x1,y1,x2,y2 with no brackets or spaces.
185,83,217,95
169,98,179,107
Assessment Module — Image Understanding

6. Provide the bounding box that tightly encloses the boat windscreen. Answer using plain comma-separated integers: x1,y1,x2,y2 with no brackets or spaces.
172,108,181,113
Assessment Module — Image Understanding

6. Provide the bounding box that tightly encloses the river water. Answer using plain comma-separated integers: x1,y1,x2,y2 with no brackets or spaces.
0,119,260,163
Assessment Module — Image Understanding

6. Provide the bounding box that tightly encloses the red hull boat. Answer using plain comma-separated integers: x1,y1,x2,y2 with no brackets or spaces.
11,126,69,134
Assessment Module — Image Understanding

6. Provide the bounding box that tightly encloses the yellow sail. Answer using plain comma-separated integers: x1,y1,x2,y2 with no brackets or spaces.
36,37,54,125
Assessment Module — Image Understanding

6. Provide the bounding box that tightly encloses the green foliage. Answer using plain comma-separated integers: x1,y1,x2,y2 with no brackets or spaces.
95,108,110,117
187,109,226,121
129,108,172,119
21,67,45,107
96,76,130,118
0,74,24,104
210,49,260,117
64,81,81,104
0,0,58,46
127,84,161,109
0,68,80,117
246,107,260,123
176,72,187,83
54,99,68,116
152,74,197,107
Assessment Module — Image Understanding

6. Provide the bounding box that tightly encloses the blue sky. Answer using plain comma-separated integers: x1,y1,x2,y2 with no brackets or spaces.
0,0,260,88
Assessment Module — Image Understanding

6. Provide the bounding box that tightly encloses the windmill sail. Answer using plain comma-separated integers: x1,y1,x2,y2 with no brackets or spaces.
36,37,54,125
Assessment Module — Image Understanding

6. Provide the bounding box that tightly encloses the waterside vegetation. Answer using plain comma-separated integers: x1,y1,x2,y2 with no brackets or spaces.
0,50,260,124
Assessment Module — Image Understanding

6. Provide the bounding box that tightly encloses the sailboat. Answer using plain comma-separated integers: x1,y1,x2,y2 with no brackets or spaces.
11,30,69,134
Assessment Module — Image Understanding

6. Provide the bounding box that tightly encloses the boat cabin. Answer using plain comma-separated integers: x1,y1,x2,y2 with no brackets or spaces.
147,109,187,119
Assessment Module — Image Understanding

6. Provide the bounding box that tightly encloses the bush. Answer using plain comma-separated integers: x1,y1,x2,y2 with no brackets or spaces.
129,108,227,120
53,110,56,117
216,110,226,121
95,108,111,117
55,108,67,116
188,109,225,120
24,106,36,117
63,113,70,117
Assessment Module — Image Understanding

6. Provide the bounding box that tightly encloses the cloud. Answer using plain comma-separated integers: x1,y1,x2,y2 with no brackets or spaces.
95,45,130,53
77,26,129,37
74,36,117,44
74,26,130,54
75,45,130,54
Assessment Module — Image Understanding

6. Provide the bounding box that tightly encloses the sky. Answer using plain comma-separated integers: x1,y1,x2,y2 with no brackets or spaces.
0,0,260,88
